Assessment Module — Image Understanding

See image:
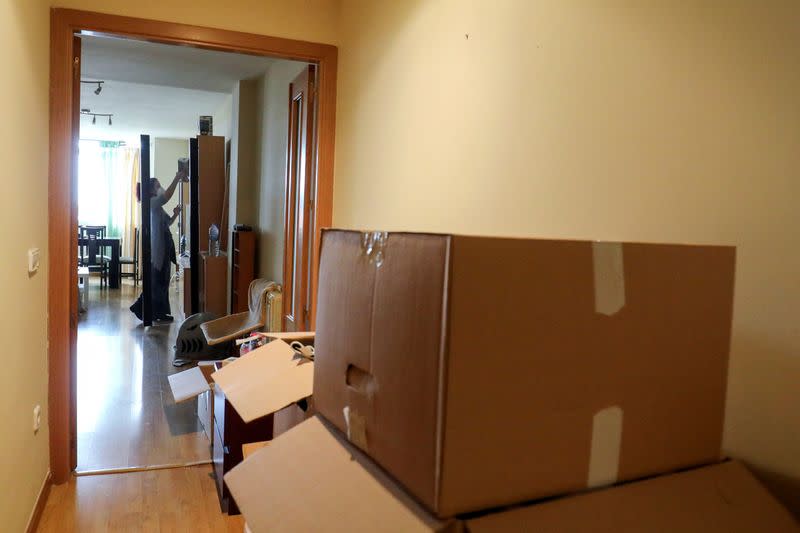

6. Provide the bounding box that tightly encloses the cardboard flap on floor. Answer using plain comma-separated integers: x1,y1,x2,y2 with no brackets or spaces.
211,339,313,423
225,416,455,533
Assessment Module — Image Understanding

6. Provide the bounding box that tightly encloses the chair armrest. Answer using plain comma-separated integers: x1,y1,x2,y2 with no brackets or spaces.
200,312,265,346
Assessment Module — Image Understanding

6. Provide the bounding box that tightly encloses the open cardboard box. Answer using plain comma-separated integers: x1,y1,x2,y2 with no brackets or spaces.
227,417,797,533
210,336,314,424
226,416,458,533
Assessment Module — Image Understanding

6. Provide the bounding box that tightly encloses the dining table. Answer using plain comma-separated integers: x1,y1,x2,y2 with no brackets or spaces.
78,237,122,289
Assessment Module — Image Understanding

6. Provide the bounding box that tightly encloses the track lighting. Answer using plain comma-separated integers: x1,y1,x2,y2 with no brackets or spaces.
81,80,105,95
80,109,114,126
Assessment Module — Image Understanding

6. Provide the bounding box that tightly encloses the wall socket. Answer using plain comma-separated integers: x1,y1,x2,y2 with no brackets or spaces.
33,405,41,433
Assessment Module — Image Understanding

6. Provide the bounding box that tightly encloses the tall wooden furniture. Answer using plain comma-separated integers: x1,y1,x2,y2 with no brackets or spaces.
230,229,256,314
200,252,228,317
188,135,227,316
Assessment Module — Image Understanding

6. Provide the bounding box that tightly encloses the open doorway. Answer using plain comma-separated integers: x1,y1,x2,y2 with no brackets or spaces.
61,24,330,485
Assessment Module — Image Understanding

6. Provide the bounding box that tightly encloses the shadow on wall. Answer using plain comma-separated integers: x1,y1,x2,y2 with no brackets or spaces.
727,332,800,518
754,467,800,520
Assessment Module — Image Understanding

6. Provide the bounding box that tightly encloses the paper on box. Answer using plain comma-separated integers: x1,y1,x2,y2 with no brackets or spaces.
225,416,456,533
211,339,313,423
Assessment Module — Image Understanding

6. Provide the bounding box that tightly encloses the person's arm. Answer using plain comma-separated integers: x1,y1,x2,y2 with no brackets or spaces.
169,205,181,226
163,170,188,203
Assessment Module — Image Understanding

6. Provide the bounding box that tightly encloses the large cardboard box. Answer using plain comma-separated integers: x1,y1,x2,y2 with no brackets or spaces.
225,416,458,533
314,230,736,516
465,461,799,532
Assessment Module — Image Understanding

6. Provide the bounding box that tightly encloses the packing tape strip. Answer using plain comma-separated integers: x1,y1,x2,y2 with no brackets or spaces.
587,405,623,489
592,242,625,316
343,405,368,450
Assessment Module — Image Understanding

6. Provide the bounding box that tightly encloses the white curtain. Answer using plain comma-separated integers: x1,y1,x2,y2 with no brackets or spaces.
78,140,141,256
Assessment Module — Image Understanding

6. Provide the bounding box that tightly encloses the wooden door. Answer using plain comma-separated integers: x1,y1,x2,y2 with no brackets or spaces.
283,65,317,332
70,34,82,472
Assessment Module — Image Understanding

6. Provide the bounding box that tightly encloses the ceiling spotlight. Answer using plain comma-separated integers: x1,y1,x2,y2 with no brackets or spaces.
81,80,105,95
92,115,96,125
108,116,112,126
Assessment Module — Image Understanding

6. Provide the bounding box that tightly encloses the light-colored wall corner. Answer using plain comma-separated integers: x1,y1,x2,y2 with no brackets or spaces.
334,0,800,514
255,60,309,284
1,2,52,532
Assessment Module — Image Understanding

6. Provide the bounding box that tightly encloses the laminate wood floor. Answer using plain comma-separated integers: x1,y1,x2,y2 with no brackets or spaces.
77,277,208,472
37,465,245,532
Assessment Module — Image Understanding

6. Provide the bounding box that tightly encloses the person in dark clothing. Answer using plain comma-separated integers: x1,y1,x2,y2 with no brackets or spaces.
130,171,186,322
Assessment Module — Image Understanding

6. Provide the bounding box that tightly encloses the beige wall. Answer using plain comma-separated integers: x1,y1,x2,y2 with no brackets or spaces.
52,0,339,45
0,1,52,531
335,0,800,512
255,60,309,283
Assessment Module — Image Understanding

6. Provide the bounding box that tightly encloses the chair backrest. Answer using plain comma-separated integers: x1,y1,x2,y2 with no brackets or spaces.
81,226,106,240
134,228,139,261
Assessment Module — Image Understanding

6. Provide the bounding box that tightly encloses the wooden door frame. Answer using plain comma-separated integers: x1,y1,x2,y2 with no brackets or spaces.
48,8,337,484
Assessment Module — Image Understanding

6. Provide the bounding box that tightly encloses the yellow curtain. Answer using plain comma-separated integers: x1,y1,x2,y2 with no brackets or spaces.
120,147,141,262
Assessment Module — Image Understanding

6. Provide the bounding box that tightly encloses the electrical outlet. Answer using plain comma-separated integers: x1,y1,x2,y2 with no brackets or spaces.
33,405,42,433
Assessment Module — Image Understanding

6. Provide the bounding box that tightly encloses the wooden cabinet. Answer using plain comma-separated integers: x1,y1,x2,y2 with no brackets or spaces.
230,230,256,314
200,252,228,317
212,368,273,515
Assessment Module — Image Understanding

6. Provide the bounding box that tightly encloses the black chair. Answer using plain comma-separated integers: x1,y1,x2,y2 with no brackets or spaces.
120,228,139,286
81,226,109,288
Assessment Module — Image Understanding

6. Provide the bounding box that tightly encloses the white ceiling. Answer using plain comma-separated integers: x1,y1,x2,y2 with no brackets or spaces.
80,34,275,93
79,80,230,144
78,34,282,143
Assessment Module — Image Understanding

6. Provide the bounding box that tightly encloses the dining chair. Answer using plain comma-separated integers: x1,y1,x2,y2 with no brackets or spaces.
120,228,139,286
82,226,109,288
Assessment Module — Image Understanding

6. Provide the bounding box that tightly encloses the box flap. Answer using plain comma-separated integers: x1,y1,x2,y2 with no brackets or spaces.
211,339,313,423
225,416,455,533
167,367,211,402
242,441,269,459
263,331,315,342
464,461,799,532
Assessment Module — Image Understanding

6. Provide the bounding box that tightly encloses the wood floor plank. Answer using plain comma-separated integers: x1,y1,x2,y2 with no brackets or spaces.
36,466,244,533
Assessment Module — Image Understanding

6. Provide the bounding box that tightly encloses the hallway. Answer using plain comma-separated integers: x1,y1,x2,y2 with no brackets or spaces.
77,278,208,472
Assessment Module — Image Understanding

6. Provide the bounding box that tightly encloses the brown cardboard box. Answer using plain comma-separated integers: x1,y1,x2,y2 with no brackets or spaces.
465,461,799,532
211,339,313,423
225,416,458,533
273,398,315,438
314,230,736,516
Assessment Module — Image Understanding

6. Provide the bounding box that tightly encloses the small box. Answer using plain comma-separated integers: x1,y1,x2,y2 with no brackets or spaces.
465,461,799,532
314,230,736,516
167,359,233,446
199,115,213,135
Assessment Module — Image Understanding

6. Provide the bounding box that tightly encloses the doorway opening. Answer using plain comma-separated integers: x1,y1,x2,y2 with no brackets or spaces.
49,9,337,486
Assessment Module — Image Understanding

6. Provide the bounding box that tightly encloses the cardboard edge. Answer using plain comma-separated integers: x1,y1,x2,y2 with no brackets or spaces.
433,235,454,513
